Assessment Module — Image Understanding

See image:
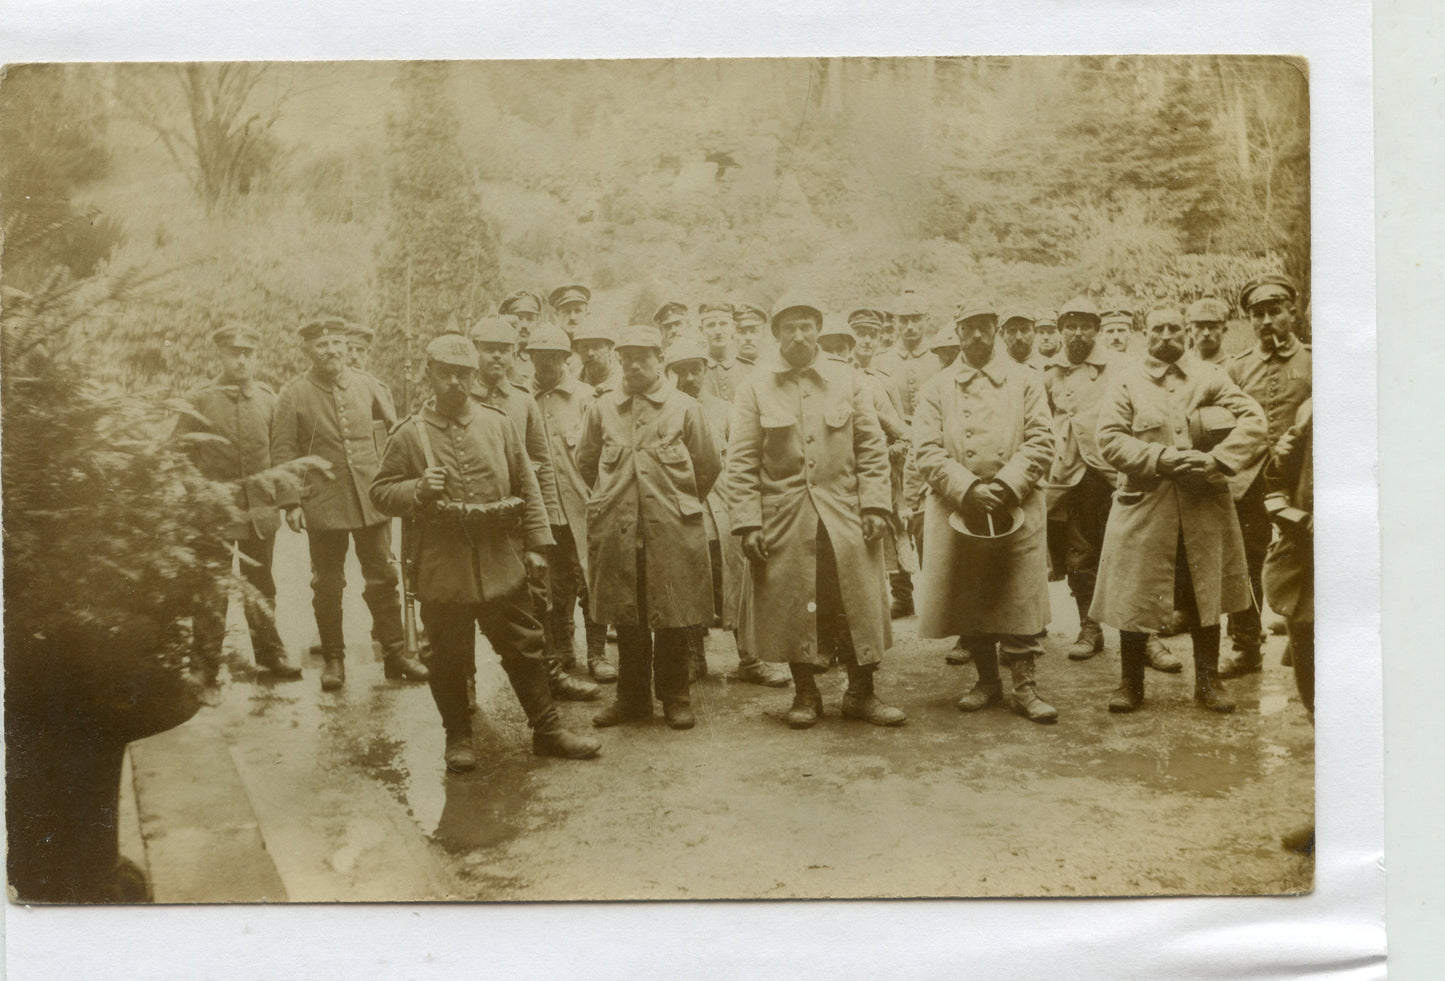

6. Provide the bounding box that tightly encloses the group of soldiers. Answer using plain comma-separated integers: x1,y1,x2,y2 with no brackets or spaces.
181,275,1314,852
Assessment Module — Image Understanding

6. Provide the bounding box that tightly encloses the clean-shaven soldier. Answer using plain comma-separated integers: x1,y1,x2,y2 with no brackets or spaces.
272,316,427,690
577,326,722,731
731,302,769,368
370,333,600,771
914,301,1058,723
727,295,903,730
698,301,749,403
1187,296,1233,367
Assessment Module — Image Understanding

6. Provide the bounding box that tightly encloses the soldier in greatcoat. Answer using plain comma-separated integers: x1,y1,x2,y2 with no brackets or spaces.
913,302,1058,723
272,316,427,691
665,338,792,688
1090,307,1267,714
577,326,722,731
1219,274,1312,678
528,326,617,684
177,324,303,684
370,334,600,772
469,317,600,704
726,295,903,730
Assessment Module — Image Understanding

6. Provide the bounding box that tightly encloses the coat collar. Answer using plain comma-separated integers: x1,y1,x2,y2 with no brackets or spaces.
891,343,931,361
421,399,474,429
1257,336,1302,363
213,376,255,399
952,354,1009,387
1141,354,1190,380
707,356,736,370
306,365,352,392
532,372,580,398
1046,344,1111,372
611,375,673,407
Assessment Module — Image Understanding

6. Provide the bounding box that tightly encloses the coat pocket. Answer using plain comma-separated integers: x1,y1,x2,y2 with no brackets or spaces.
824,403,851,429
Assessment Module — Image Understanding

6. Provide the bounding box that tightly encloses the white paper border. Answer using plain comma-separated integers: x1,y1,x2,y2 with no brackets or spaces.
1,2,1383,978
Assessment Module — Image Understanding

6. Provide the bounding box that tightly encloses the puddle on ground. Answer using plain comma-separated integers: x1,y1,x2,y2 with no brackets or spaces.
427,759,534,853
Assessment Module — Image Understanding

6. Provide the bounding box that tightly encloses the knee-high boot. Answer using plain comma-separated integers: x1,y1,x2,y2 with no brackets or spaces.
1192,625,1236,713
1109,631,1147,713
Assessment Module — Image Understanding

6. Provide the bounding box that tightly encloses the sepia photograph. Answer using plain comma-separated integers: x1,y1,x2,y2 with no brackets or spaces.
3,55,1316,905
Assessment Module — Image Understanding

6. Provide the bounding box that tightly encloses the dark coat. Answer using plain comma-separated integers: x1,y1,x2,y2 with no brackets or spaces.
177,378,293,539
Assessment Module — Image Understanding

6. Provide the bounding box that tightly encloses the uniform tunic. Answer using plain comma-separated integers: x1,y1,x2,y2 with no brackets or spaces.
1041,345,1119,489
272,366,397,531
874,343,940,420
370,402,553,604
178,378,292,539
725,353,893,666
1089,355,1267,632
914,356,1055,638
1262,398,1313,624
576,378,721,629
702,356,751,403
1226,338,1311,494
472,379,564,527
531,373,596,572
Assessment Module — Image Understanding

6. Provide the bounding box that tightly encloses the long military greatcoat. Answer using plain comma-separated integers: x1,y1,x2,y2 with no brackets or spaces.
726,353,893,667
272,365,397,531
532,373,596,573
177,377,295,539
1041,344,1119,489
1089,354,1267,632
370,401,552,605
576,377,721,629
913,355,1055,638
697,390,745,628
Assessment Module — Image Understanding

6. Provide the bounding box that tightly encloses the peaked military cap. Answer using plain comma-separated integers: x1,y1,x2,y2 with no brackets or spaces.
892,289,928,318
615,324,664,351
1058,296,1102,321
653,301,688,324
697,301,734,320
426,333,478,368
1035,309,1059,327
346,321,375,345
1100,307,1135,328
732,302,768,326
1186,296,1232,323
847,308,886,329
297,316,351,342
499,289,545,316
526,325,574,355
1239,274,1297,311
1000,308,1036,328
953,300,999,324
469,316,519,346
549,284,592,309
210,323,260,349
664,337,709,369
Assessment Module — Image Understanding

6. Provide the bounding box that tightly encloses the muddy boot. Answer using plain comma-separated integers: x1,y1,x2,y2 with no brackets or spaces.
255,646,303,680
1218,629,1263,679
657,630,695,730
383,646,430,682
1006,654,1058,724
444,730,477,773
503,656,601,759
1108,632,1146,713
546,655,602,702
584,617,617,683
593,626,653,727
320,650,345,692
945,637,973,666
957,644,1003,712
1143,634,1183,673
737,650,790,687
1067,619,1104,661
1192,626,1236,713
840,661,906,726
786,664,824,729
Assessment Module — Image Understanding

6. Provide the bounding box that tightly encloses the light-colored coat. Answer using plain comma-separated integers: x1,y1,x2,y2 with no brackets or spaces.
914,356,1055,638
726,353,893,667
177,378,293,539
1089,354,1268,632
576,378,721,629
697,391,745,629
1041,344,1119,490
532,373,596,573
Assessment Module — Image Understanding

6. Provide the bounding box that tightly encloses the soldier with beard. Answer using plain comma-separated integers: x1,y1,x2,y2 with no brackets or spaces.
665,338,791,688
1219,275,1311,679
1091,307,1266,714
574,322,620,396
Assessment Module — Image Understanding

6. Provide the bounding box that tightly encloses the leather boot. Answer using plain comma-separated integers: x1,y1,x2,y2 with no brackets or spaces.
593,625,653,727
584,617,617,682
1217,642,1263,679
444,731,477,772
546,656,602,701
1192,626,1236,713
1067,619,1104,660
502,656,601,759
945,637,973,665
686,627,709,683
736,651,790,687
957,643,1003,712
1006,654,1058,723
786,664,824,729
655,630,694,730
384,647,430,682
840,661,906,726
1159,609,1190,637
256,646,303,679
320,651,345,691
1143,634,1183,673
1108,633,1146,713
889,572,914,619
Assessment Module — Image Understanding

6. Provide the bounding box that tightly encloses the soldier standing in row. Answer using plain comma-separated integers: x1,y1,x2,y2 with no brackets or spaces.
914,302,1058,723
469,316,599,703
1034,310,1062,365
664,339,790,687
1099,307,1134,355
370,334,600,771
1090,307,1267,713
499,288,547,386
549,284,592,338
574,322,620,395
177,324,303,684
1187,296,1233,367
272,316,426,691
727,296,903,730
1219,274,1312,679
578,326,722,731
699,301,749,403
732,302,768,368
528,326,618,684
652,301,689,349
1000,309,1044,369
